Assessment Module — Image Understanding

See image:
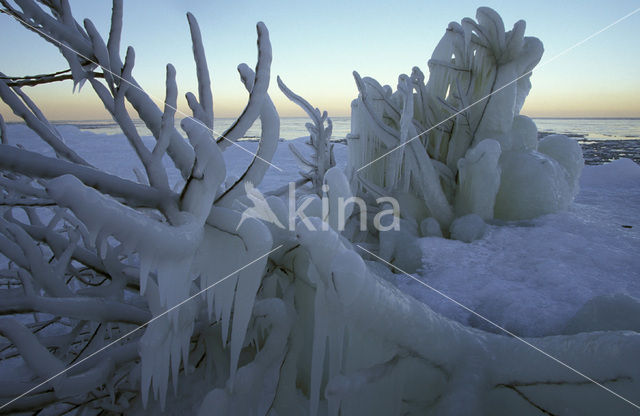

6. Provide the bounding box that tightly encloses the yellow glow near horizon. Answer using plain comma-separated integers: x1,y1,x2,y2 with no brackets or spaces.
523,91,640,118
3,90,638,122
2,78,638,121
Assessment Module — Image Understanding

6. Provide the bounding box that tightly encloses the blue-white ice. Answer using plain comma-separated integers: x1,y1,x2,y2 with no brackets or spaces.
398,157,640,337
5,123,639,339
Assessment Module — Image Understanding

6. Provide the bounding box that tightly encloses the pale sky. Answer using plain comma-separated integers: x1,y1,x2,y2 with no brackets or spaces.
1,0,639,121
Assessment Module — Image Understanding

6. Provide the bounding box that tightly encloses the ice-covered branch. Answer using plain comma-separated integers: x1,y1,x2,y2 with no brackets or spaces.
5,219,106,278
186,12,213,131
83,17,115,92
0,231,29,271
0,295,150,324
107,0,123,70
0,217,72,297
46,175,203,261
180,118,226,222
0,144,176,208
217,22,272,150
289,224,640,414
352,71,400,148
215,64,280,208
0,318,65,385
278,76,335,195
0,3,286,412
96,46,175,203
1,0,196,177
0,317,142,411
0,77,89,165
1,68,106,87
347,7,580,235
124,85,196,179
0,0,94,59
352,71,454,227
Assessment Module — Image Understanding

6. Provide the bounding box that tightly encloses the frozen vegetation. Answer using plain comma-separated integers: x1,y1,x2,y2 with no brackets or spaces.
0,2,638,416
348,7,583,232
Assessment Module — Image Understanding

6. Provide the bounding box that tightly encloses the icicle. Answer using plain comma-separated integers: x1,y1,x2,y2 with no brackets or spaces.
295,218,356,415
193,207,272,389
138,250,153,296
47,174,204,407
194,224,240,344
306,263,327,416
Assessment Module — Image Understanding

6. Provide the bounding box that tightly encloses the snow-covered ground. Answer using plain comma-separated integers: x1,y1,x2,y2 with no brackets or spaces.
5,123,640,339
397,157,640,337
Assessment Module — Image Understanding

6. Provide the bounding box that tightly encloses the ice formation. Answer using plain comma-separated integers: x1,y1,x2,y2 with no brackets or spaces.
0,1,277,413
449,213,486,243
347,7,584,237
279,217,640,415
278,77,336,196
1,2,639,416
455,139,501,220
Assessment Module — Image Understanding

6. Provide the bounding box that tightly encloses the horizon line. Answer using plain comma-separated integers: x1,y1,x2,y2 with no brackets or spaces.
4,115,640,123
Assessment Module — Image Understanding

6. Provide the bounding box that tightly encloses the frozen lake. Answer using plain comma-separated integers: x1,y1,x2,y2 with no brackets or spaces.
36,116,640,142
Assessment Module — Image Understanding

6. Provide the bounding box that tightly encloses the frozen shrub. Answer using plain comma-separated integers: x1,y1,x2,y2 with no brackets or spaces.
348,7,583,233
1,4,638,416
0,1,277,412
